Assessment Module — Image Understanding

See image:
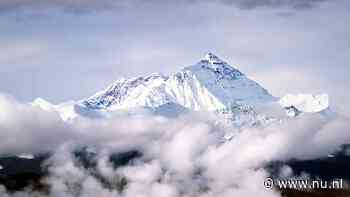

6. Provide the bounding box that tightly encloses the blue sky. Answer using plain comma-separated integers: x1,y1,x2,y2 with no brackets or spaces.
0,0,349,113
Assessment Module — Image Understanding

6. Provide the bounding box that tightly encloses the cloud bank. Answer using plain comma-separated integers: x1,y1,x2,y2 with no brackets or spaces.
0,0,328,12
0,93,350,196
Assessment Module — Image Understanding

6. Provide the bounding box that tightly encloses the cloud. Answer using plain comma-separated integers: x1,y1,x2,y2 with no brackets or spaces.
0,93,164,155
1,93,350,196
0,0,122,13
217,0,328,10
0,0,330,13
0,94,74,154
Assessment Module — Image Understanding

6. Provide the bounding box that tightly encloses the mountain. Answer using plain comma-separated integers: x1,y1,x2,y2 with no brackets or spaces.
81,53,276,112
32,53,329,121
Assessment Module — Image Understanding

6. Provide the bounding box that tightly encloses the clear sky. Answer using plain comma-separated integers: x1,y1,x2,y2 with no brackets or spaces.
0,0,349,113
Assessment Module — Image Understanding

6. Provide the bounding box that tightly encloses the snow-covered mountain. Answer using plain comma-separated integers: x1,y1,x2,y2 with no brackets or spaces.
82,53,276,112
32,53,330,121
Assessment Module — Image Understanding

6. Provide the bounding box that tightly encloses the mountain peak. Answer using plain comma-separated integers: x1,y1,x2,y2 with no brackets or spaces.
203,52,225,64
184,52,245,80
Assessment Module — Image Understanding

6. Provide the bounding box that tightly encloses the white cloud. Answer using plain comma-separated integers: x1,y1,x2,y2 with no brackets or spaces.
0,0,329,12
0,93,350,197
